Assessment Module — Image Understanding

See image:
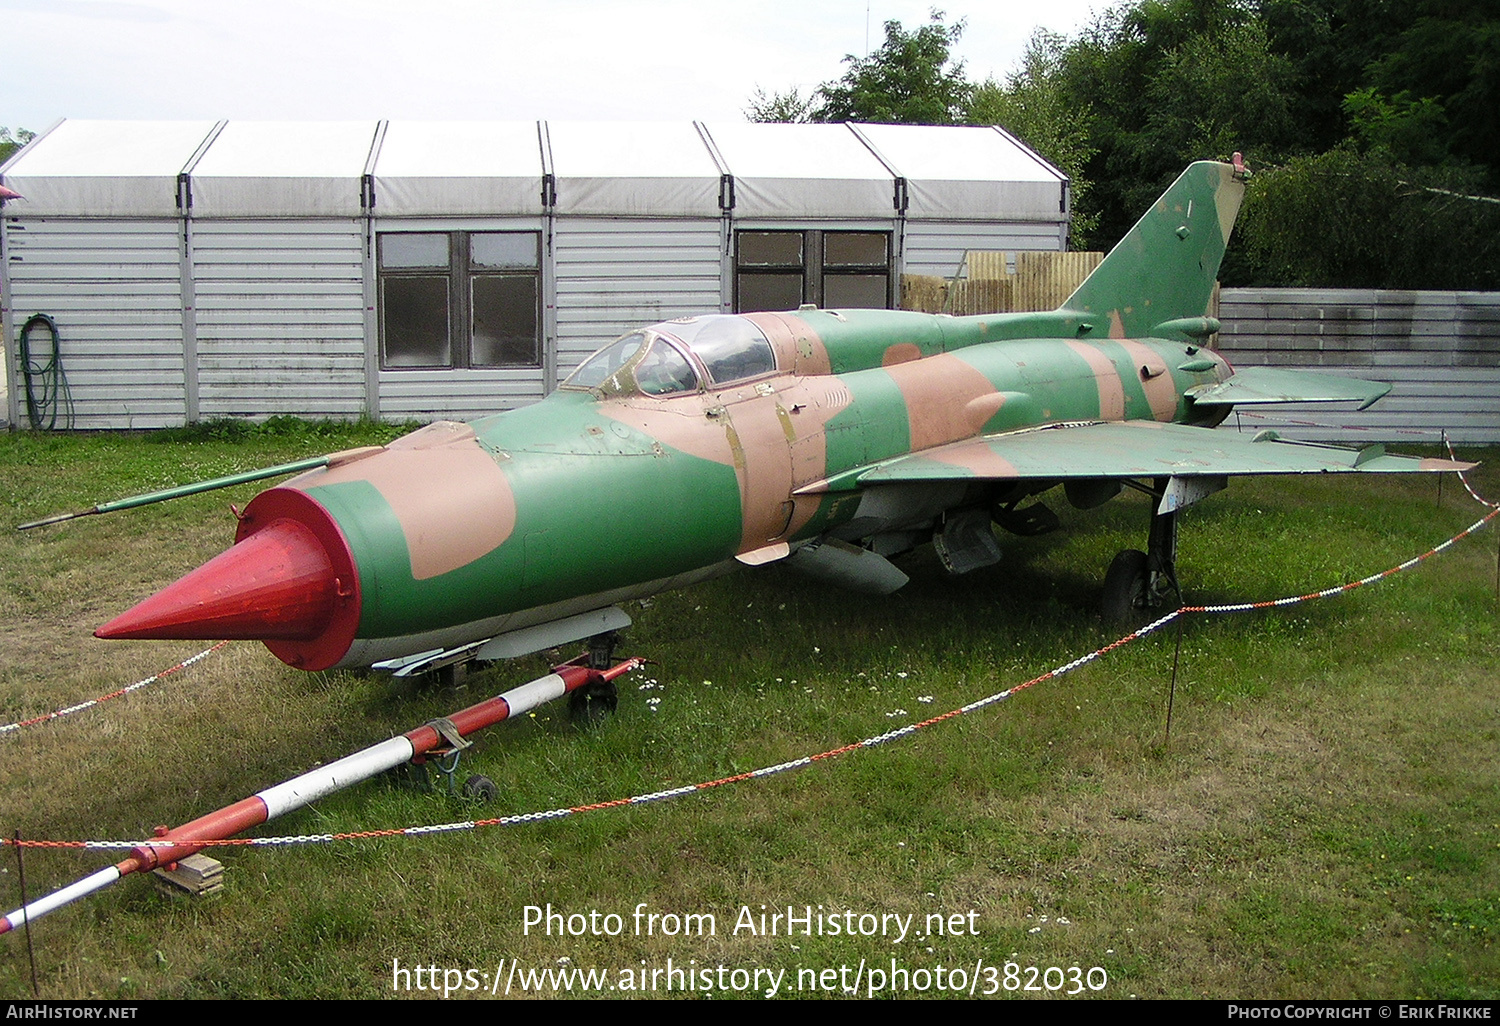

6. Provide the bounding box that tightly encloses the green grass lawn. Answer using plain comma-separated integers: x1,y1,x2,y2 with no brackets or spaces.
0,425,1496,999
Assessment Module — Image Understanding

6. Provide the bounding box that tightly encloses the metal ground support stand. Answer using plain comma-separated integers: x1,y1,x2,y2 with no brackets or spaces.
587,630,618,669
410,716,472,796
570,631,621,725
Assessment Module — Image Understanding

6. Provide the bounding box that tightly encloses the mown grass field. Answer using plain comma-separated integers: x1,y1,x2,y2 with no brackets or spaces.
0,423,1496,1000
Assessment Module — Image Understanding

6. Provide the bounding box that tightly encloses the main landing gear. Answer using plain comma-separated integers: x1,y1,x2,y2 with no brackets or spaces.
1102,477,1183,628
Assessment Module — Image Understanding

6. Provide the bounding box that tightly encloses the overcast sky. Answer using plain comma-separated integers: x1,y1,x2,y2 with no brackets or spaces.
2,0,1110,131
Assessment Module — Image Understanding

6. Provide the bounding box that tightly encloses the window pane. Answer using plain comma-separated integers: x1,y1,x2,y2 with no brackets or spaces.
737,272,803,312
825,232,888,267
738,232,803,266
471,274,539,366
471,232,539,269
382,276,451,366
634,340,699,396
380,233,450,269
664,316,775,384
824,273,889,309
567,332,649,388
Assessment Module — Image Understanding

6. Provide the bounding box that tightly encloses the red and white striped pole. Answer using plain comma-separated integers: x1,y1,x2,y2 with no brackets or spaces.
1,657,644,934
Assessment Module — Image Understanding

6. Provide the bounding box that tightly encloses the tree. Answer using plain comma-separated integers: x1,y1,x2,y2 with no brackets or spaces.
1238,148,1500,289
745,87,818,124
813,10,972,124
969,31,1100,246
0,127,35,165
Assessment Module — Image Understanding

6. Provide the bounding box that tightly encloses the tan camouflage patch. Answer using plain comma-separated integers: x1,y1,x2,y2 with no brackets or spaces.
722,398,798,549
1118,340,1179,421
744,312,830,376
1213,162,1243,245
602,374,853,550
1064,340,1127,421
297,432,517,582
884,353,1005,451
764,376,859,541
881,342,923,367
602,396,736,468
926,439,1019,479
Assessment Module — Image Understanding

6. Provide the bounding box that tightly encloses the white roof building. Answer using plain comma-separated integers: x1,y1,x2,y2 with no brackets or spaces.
1,119,1069,428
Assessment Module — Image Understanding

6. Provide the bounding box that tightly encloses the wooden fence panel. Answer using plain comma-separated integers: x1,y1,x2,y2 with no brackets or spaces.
902,250,1102,315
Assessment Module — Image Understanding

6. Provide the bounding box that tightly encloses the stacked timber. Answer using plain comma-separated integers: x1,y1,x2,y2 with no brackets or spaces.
152,853,225,898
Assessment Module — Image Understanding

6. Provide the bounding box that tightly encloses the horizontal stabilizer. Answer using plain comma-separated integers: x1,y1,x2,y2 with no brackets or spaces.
1187,366,1391,410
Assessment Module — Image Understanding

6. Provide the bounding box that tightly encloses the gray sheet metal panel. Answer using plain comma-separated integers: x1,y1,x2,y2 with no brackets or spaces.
378,368,551,421
4,218,185,428
901,219,1066,278
1216,287,1500,443
553,217,723,385
191,220,366,419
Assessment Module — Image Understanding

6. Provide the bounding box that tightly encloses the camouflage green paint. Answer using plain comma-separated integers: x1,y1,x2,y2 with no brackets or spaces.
291,393,744,640
1062,161,1242,340
120,159,1465,673
291,164,1245,649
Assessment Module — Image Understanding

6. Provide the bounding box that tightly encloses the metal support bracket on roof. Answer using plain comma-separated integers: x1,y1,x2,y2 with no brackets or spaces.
360,121,388,214
537,121,557,209
175,120,226,214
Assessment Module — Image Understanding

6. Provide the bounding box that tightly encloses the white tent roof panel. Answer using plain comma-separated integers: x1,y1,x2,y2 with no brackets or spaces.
547,121,722,217
0,120,1073,224
190,121,380,217
701,122,896,219
853,123,1065,221
374,121,544,216
0,120,218,216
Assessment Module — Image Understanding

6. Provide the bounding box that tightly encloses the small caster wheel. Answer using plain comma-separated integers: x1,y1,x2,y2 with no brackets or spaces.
462,775,499,803
568,679,618,729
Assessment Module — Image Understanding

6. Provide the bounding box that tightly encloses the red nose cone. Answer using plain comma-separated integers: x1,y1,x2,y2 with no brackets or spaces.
97,519,338,642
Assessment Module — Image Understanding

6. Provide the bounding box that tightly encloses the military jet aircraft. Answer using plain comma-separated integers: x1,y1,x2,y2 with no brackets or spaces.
90,158,1470,704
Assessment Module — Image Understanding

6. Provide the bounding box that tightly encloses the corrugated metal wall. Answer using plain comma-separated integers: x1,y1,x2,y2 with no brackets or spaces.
902,220,1067,279
5,219,186,429
193,220,366,419
552,218,724,384
1217,289,1500,443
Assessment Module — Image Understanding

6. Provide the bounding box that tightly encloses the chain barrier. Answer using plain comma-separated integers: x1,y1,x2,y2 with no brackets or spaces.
5,449,1495,853
0,642,230,736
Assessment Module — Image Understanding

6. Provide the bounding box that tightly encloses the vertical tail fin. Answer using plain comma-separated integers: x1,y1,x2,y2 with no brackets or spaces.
1061,159,1246,339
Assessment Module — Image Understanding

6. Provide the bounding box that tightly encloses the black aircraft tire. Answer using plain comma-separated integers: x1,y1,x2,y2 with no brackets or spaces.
1101,549,1150,628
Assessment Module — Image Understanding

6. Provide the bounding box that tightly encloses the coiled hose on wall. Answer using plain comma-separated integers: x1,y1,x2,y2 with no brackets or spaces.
18,312,73,430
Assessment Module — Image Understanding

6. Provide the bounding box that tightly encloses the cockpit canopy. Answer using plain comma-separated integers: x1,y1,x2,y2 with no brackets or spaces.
563,315,776,398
